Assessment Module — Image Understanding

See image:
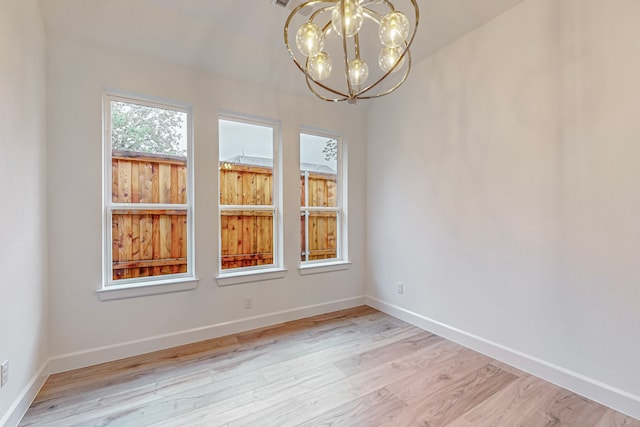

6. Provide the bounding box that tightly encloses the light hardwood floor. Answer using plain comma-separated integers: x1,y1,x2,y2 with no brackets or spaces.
20,306,640,426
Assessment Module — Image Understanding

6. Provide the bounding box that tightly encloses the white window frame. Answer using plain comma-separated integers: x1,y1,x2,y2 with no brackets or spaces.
99,92,197,300
299,129,350,274
216,113,285,286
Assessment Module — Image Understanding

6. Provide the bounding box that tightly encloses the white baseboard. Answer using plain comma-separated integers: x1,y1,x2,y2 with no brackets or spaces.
0,361,49,427
366,296,640,421
48,296,366,374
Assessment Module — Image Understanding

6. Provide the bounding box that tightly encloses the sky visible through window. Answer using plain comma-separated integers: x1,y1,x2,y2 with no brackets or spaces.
219,119,336,172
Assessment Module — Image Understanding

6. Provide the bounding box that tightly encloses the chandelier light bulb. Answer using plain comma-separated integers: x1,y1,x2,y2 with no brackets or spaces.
348,58,369,87
379,11,410,48
307,52,332,81
331,0,364,38
378,46,405,73
295,22,324,57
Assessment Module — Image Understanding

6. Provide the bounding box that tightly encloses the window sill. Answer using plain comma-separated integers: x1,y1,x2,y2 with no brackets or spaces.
97,277,199,301
298,261,351,275
216,268,287,286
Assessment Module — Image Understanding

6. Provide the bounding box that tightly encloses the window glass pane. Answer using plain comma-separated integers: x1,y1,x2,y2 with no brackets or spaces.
220,210,274,270
111,211,188,280
300,132,342,264
219,118,278,272
219,120,273,206
306,211,338,261
111,101,188,204
300,134,338,207
106,95,193,288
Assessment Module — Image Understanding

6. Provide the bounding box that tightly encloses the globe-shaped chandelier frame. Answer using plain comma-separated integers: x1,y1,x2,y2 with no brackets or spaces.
284,0,420,104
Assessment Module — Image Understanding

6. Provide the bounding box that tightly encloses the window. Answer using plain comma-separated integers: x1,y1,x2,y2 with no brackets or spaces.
300,131,346,266
102,93,194,292
218,115,282,277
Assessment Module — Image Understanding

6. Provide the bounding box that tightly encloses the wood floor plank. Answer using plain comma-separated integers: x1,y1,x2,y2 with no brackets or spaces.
20,369,220,426
296,387,407,427
19,306,640,427
258,326,423,383
383,364,518,427
384,346,494,406
69,368,267,427
596,409,640,427
520,389,609,426
334,331,441,376
146,364,347,427
445,375,562,426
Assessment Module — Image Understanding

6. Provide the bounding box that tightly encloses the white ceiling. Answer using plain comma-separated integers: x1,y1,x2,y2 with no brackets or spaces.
38,0,524,98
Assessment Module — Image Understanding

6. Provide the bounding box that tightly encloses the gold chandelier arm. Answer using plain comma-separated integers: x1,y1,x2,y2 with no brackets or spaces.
338,0,355,100
310,4,336,23
354,41,409,97
360,0,395,11
285,46,348,99
305,75,349,102
357,49,412,100
305,68,350,98
321,20,332,34
362,9,383,25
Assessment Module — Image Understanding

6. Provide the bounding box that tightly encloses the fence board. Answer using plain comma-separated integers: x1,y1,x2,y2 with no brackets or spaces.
242,172,253,205
111,212,188,280
159,164,171,204
139,162,152,203
177,165,187,203
117,160,131,203
152,163,160,203
132,214,140,263
141,214,152,260
170,165,178,204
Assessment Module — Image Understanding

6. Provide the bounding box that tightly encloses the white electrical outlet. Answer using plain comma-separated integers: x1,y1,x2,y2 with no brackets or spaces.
1,360,8,387
396,282,404,294
243,296,254,309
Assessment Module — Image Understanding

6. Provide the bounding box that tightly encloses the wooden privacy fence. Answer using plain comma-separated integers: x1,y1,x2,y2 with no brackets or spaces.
219,162,338,268
219,163,275,269
111,151,188,280
300,170,338,262
111,152,338,279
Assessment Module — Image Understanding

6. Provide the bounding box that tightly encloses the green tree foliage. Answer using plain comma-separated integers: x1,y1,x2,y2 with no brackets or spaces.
322,138,337,161
111,101,187,157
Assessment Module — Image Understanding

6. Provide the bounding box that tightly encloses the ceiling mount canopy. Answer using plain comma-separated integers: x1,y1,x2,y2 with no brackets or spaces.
284,0,419,104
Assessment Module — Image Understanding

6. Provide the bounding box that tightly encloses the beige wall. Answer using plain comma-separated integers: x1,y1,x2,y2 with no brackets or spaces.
367,0,640,418
0,0,48,423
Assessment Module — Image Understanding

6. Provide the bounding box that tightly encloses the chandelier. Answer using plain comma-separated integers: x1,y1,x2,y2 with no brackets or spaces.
284,0,419,104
